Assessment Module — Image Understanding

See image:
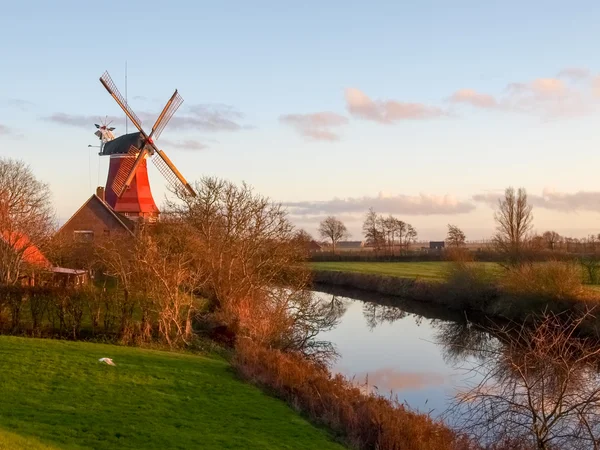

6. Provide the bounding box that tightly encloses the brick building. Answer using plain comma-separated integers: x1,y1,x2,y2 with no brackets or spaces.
56,188,135,244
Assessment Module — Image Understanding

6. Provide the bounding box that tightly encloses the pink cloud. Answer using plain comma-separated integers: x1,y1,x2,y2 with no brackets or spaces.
450,71,595,119
448,89,498,108
345,88,446,123
593,76,600,97
280,112,348,141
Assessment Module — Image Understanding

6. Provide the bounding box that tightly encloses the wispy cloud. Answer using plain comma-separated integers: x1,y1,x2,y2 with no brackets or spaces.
280,112,348,141
345,88,447,123
557,67,591,81
159,139,208,151
593,76,600,97
43,103,250,134
285,192,475,216
474,188,600,213
43,113,123,128
0,124,23,139
448,89,499,109
448,69,596,118
4,98,35,111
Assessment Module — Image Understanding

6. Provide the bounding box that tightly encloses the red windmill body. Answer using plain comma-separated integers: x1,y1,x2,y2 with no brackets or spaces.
94,72,196,221
105,155,158,218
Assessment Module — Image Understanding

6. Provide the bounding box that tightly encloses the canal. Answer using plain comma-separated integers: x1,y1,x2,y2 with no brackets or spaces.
313,285,484,417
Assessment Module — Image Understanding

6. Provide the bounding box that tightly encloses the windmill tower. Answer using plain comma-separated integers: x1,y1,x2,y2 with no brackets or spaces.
95,71,196,221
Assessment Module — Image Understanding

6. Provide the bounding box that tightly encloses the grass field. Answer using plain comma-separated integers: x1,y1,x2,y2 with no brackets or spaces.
0,336,344,450
311,261,501,281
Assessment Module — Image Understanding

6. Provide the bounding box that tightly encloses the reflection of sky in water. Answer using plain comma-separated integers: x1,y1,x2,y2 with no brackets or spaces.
315,291,477,417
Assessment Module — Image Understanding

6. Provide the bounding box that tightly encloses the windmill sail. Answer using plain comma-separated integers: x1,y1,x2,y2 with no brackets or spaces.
100,71,145,137
152,150,196,196
149,90,183,141
99,70,197,200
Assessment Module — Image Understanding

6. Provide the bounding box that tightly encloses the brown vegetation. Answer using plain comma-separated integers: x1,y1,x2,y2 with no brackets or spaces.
233,339,475,450
448,310,600,450
0,158,55,284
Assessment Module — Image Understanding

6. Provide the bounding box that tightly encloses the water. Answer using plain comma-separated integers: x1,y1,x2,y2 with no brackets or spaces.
313,286,481,417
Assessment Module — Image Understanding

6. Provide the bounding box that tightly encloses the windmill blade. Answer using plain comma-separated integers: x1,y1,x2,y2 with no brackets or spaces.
148,90,183,141
151,149,196,197
99,71,147,138
111,145,148,197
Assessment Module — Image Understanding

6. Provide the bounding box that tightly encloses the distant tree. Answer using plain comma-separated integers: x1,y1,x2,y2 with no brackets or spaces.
542,231,562,251
404,224,418,250
0,158,55,284
362,208,385,251
446,224,466,247
493,187,533,264
318,216,349,254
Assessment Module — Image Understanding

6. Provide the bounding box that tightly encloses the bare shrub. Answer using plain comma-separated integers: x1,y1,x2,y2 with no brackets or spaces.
449,310,600,449
166,177,333,355
443,262,497,308
234,339,475,450
500,261,586,303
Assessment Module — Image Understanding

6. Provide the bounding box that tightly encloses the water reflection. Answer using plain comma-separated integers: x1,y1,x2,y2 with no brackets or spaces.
438,312,600,449
314,287,471,415
313,286,600,447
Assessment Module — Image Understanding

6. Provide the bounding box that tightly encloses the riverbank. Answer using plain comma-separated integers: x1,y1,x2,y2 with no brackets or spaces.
313,264,600,331
0,336,344,450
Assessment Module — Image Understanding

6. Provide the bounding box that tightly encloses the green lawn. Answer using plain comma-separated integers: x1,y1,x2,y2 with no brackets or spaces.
311,261,500,281
0,336,344,450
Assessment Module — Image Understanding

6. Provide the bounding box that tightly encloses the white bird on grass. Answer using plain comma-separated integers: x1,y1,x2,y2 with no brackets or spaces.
99,358,116,366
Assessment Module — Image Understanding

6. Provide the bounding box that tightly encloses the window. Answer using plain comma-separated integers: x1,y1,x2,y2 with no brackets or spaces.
73,230,94,243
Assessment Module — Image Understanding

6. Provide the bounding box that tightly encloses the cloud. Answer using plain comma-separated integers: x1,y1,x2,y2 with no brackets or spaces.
44,113,123,128
450,72,593,118
448,89,498,109
159,139,208,151
0,124,23,139
285,192,475,216
345,88,446,123
4,98,34,111
557,67,591,80
43,103,250,134
474,188,600,213
280,112,348,141
593,76,600,97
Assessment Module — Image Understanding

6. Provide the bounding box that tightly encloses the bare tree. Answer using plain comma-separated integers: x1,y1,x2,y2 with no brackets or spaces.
446,224,466,247
404,224,417,250
493,187,533,264
362,208,385,252
542,231,562,251
447,310,600,449
166,177,336,357
0,158,55,284
319,216,349,254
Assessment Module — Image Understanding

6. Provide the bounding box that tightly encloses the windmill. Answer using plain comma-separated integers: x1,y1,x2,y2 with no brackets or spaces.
96,71,196,220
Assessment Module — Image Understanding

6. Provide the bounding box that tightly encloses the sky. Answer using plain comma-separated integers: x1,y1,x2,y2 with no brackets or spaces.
2,1,600,241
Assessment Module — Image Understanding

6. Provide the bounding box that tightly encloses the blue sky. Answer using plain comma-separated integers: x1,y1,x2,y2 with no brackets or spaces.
2,1,600,240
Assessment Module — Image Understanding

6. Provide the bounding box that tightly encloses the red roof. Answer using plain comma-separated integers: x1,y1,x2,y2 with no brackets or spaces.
1,231,51,268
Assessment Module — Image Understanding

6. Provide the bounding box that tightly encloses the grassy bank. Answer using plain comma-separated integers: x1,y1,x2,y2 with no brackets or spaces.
311,261,501,281
313,262,600,331
0,336,343,450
